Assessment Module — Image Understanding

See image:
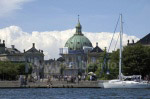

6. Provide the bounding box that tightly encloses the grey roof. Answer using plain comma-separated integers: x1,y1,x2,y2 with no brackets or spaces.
0,44,5,47
90,43,103,53
5,48,21,54
26,47,39,53
26,43,41,53
44,59,55,64
57,57,65,62
137,33,150,45
0,40,5,47
91,46,103,53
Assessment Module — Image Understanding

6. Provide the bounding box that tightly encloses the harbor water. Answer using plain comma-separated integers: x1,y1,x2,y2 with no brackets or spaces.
0,88,150,99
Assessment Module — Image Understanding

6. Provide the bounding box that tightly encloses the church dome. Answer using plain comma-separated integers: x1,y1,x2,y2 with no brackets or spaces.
65,19,92,50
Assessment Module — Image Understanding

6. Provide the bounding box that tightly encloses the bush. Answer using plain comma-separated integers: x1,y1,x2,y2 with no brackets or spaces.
0,61,32,80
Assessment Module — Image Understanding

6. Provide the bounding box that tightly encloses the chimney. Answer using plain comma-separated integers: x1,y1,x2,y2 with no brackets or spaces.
132,40,134,44
96,42,98,47
41,50,43,53
128,40,129,45
11,45,15,49
24,49,26,53
105,47,107,51
33,43,35,47
3,40,5,44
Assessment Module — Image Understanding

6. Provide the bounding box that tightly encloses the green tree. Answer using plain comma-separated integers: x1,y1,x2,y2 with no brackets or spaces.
123,44,150,77
111,44,150,78
0,61,32,80
87,63,98,73
60,63,65,76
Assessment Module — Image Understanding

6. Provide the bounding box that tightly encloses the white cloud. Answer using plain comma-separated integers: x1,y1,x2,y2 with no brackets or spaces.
0,26,139,59
0,0,32,17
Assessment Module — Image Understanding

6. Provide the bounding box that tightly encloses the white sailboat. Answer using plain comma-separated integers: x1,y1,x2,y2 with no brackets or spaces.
101,14,150,88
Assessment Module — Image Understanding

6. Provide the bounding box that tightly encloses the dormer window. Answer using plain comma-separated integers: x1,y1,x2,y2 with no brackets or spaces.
11,51,15,54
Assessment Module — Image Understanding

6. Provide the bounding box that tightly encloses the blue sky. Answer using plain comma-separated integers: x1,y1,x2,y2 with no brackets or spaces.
0,0,144,58
0,0,150,38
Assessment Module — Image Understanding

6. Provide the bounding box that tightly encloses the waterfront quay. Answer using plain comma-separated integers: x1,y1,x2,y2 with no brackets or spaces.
0,80,104,88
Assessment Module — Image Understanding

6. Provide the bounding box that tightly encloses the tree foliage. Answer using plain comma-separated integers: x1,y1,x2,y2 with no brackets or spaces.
0,61,32,80
87,63,98,73
111,44,150,78
87,48,118,80
123,44,150,77
88,44,150,80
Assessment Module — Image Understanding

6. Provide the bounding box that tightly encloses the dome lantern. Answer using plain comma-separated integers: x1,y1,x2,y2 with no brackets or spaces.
75,15,83,35
65,17,93,50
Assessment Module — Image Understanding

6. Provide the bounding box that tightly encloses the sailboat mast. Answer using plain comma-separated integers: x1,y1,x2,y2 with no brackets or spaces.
119,14,123,80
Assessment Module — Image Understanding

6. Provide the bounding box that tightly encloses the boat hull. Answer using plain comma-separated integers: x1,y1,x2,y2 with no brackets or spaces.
102,82,150,88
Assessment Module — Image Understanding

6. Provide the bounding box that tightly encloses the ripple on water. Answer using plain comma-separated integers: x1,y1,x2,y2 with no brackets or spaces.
0,88,150,99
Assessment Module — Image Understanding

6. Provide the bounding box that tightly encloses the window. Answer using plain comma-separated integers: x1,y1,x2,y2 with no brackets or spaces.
91,57,96,63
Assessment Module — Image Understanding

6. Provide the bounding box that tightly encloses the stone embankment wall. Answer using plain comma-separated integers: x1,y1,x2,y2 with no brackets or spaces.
0,81,20,88
51,81,100,88
0,80,106,88
27,80,105,88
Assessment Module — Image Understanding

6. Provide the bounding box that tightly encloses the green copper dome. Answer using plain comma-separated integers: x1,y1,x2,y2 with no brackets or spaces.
65,20,92,50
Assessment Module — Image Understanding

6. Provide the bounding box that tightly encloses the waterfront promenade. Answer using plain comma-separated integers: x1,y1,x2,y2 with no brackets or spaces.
0,80,104,88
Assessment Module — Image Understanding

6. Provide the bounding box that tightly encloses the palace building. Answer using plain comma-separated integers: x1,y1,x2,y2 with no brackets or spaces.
24,43,44,79
0,41,44,79
0,40,24,62
88,42,104,64
60,19,94,75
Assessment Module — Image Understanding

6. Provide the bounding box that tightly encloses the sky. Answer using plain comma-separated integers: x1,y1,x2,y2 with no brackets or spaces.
0,0,149,59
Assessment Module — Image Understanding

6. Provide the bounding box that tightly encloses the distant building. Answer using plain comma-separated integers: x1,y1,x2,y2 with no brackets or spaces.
128,33,150,46
0,41,45,79
44,59,63,78
0,40,6,54
88,43,104,64
24,43,44,79
60,19,93,76
136,33,150,46
0,40,25,62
